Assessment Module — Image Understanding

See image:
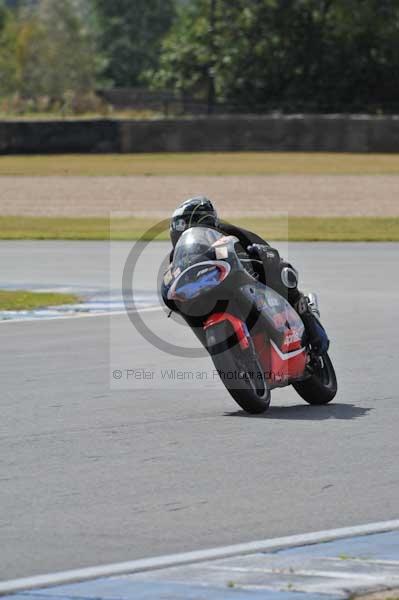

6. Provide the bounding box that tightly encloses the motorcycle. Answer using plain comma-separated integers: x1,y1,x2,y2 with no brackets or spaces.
161,226,337,414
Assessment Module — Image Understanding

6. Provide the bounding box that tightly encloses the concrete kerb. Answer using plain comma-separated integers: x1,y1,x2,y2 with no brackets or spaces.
1,520,399,596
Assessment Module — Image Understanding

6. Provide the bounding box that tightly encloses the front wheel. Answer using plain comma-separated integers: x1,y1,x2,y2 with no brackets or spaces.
293,352,337,405
206,321,271,414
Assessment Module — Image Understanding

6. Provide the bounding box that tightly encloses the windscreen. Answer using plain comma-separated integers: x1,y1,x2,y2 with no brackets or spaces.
172,227,223,272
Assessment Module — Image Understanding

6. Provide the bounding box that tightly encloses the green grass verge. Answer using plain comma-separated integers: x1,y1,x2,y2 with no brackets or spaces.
1,152,399,176
0,110,161,122
0,290,80,311
1,216,399,241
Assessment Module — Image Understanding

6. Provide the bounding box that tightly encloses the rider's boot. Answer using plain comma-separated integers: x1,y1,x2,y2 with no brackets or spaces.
295,293,330,356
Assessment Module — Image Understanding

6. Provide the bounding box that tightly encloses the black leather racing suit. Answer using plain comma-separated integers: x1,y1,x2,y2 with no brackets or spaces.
217,221,301,305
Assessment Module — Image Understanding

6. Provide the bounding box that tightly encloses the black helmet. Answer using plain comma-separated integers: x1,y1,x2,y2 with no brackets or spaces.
170,196,218,247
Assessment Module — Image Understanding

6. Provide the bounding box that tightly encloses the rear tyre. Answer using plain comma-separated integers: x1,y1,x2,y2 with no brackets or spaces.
206,322,270,414
293,352,337,405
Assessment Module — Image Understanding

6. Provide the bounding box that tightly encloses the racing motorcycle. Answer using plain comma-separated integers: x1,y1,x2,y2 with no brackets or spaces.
161,226,337,413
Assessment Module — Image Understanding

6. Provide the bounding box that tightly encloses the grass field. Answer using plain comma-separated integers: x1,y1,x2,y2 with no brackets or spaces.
1,216,399,241
1,152,399,176
0,290,80,311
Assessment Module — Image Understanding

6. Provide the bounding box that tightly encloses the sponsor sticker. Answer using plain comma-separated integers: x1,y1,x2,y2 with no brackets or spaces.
215,246,228,259
267,295,280,307
172,267,181,278
285,331,301,345
163,269,173,285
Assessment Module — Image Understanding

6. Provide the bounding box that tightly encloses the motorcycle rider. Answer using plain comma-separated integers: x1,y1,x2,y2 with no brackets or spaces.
168,196,329,356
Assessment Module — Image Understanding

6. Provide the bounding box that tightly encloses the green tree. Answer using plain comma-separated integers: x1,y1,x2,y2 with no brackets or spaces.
0,0,7,22
3,0,19,9
0,2,18,96
93,0,176,87
0,0,99,103
19,0,98,99
152,0,229,112
154,0,399,113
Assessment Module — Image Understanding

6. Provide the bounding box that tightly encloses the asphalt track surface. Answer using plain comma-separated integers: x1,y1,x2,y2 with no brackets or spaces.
1,241,399,581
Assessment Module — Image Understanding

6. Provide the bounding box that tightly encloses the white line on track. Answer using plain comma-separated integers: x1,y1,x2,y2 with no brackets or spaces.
0,520,399,596
0,306,163,325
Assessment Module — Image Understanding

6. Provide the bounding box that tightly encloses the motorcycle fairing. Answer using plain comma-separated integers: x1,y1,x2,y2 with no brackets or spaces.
240,283,305,348
162,225,308,386
167,260,231,302
240,282,307,384
204,312,250,350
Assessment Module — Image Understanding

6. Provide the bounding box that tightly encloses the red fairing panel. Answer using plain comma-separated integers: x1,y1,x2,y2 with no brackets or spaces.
265,293,307,382
204,306,307,385
270,341,307,383
204,312,250,350
253,332,306,385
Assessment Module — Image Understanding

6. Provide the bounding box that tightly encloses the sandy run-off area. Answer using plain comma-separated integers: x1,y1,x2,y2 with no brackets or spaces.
1,175,398,218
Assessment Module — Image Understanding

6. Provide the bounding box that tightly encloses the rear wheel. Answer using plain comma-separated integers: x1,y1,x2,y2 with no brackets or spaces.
293,352,337,405
206,321,270,414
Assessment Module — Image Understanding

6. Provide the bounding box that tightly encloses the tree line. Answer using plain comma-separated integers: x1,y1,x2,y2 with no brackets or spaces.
0,0,398,114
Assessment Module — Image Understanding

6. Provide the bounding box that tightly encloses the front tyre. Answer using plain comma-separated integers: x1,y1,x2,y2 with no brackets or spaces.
293,352,337,405
206,322,270,414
